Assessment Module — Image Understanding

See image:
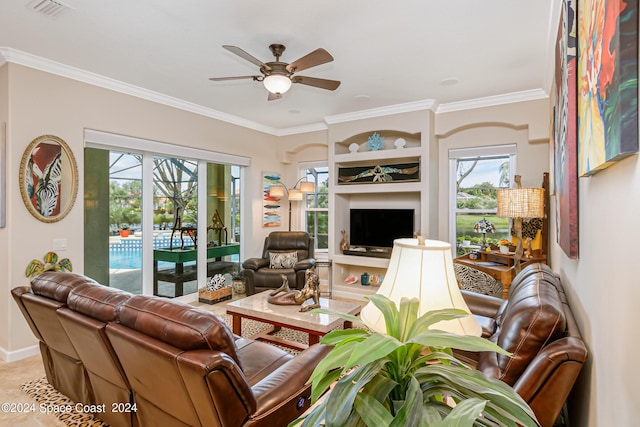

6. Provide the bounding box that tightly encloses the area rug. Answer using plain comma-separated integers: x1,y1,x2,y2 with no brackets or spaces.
20,315,308,426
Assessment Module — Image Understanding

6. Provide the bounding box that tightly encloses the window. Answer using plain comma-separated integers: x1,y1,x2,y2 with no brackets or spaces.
301,163,329,252
449,145,516,256
84,130,248,298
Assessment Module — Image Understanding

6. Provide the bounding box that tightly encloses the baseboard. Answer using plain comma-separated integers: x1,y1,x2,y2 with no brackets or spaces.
0,344,40,362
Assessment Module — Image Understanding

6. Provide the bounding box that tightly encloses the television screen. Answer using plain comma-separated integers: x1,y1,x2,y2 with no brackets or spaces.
349,209,415,249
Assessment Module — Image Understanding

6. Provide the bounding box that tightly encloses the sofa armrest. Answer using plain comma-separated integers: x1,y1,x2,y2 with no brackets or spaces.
294,258,315,271
512,336,588,427
461,289,504,318
177,350,256,426
243,258,269,271
250,344,331,423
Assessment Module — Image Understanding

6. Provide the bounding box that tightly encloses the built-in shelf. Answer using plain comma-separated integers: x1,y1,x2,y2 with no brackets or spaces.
329,128,431,300
334,146,423,164
333,181,422,195
332,254,390,269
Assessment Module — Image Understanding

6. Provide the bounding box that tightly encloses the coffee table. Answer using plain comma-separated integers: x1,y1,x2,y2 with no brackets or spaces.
226,291,362,351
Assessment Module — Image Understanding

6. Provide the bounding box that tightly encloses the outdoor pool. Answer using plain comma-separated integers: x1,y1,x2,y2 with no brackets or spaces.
109,247,238,270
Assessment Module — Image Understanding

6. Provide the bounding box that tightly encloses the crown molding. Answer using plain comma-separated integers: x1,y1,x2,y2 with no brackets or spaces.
0,47,280,135
325,100,437,125
273,122,328,136
436,89,549,113
0,47,551,136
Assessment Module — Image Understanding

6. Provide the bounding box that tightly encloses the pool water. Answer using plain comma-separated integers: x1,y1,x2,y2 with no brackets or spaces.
110,250,143,269
110,249,238,270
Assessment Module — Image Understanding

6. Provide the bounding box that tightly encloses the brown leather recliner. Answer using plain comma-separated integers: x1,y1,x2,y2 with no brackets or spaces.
242,231,315,295
11,272,95,405
459,263,588,427
105,294,330,427
57,283,136,427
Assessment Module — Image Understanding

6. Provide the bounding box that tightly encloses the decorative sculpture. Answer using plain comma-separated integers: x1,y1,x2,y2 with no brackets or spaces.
169,207,197,250
267,269,320,312
25,252,72,278
340,230,350,252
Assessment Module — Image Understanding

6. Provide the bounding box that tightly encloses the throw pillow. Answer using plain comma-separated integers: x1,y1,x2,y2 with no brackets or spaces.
269,251,298,269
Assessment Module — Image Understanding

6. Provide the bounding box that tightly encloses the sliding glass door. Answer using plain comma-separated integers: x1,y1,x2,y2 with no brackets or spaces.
85,141,244,298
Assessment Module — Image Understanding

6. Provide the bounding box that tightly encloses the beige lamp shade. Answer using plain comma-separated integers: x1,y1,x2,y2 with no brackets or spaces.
288,188,303,201
299,181,315,193
269,184,286,198
496,188,545,218
360,238,481,336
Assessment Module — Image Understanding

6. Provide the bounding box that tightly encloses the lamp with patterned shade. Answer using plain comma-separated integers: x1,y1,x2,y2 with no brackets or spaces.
473,218,495,250
497,175,545,273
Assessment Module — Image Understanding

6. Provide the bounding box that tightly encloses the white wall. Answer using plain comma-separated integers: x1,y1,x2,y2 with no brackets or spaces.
435,99,551,242
550,153,640,426
0,63,278,359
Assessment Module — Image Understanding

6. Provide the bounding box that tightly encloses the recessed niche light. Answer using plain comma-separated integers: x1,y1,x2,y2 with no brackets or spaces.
354,95,370,102
440,78,459,86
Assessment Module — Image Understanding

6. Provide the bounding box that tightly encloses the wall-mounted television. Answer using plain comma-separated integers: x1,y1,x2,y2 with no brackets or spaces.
349,208,415,250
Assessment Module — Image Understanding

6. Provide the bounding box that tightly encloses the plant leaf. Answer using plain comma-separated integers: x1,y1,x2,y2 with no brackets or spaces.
407,308,469,338
295,396,328,427
389,376,424,427
344,333,402,372
439,398,488,427
367,294,400,338
325,360,387,426
308,339,359,401
354,392,393,426
320,328,369,345
416,364,538,426
409,329,512,355
397,297,419,341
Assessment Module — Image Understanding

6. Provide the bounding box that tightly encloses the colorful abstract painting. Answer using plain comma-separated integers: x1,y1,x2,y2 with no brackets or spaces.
554,0,580,259
578,0,638,176
262,172,281,227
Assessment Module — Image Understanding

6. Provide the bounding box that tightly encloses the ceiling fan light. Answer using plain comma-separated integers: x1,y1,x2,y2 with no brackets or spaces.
264,74,292,94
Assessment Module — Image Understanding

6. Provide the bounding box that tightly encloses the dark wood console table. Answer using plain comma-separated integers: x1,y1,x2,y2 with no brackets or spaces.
153,244,240,297
454,250,546,299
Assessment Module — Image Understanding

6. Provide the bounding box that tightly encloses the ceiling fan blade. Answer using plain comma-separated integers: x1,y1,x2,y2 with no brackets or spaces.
286,48,333,73
268,92,283,101
223,45,271,71
209,75,260,81
292,75,341,91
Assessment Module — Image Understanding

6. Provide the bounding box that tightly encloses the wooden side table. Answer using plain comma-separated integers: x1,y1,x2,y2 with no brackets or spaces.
453,250,546,299
315,258,333,298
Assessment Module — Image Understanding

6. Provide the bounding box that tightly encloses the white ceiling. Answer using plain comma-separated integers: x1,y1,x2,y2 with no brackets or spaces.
0,0,560,134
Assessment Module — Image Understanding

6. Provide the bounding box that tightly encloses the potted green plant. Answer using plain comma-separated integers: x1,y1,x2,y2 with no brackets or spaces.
295,294,539,427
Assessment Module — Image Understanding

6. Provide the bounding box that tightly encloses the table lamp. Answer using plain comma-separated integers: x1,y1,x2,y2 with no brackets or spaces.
360,237,481,336
473,218,495,250
496,175,545,273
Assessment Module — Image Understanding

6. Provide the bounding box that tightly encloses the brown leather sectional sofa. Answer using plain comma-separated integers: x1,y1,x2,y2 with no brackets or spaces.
460,263,588,427
12,272,330,427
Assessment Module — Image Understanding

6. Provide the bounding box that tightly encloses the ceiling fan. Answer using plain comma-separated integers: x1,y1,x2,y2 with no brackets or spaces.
209,44,341,100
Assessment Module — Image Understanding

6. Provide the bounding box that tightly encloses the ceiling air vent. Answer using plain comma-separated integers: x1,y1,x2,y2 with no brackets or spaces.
28,0,71,17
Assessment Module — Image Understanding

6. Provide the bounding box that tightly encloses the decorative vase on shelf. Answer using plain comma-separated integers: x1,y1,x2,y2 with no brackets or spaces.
500,245,509,254
340,230,350,253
